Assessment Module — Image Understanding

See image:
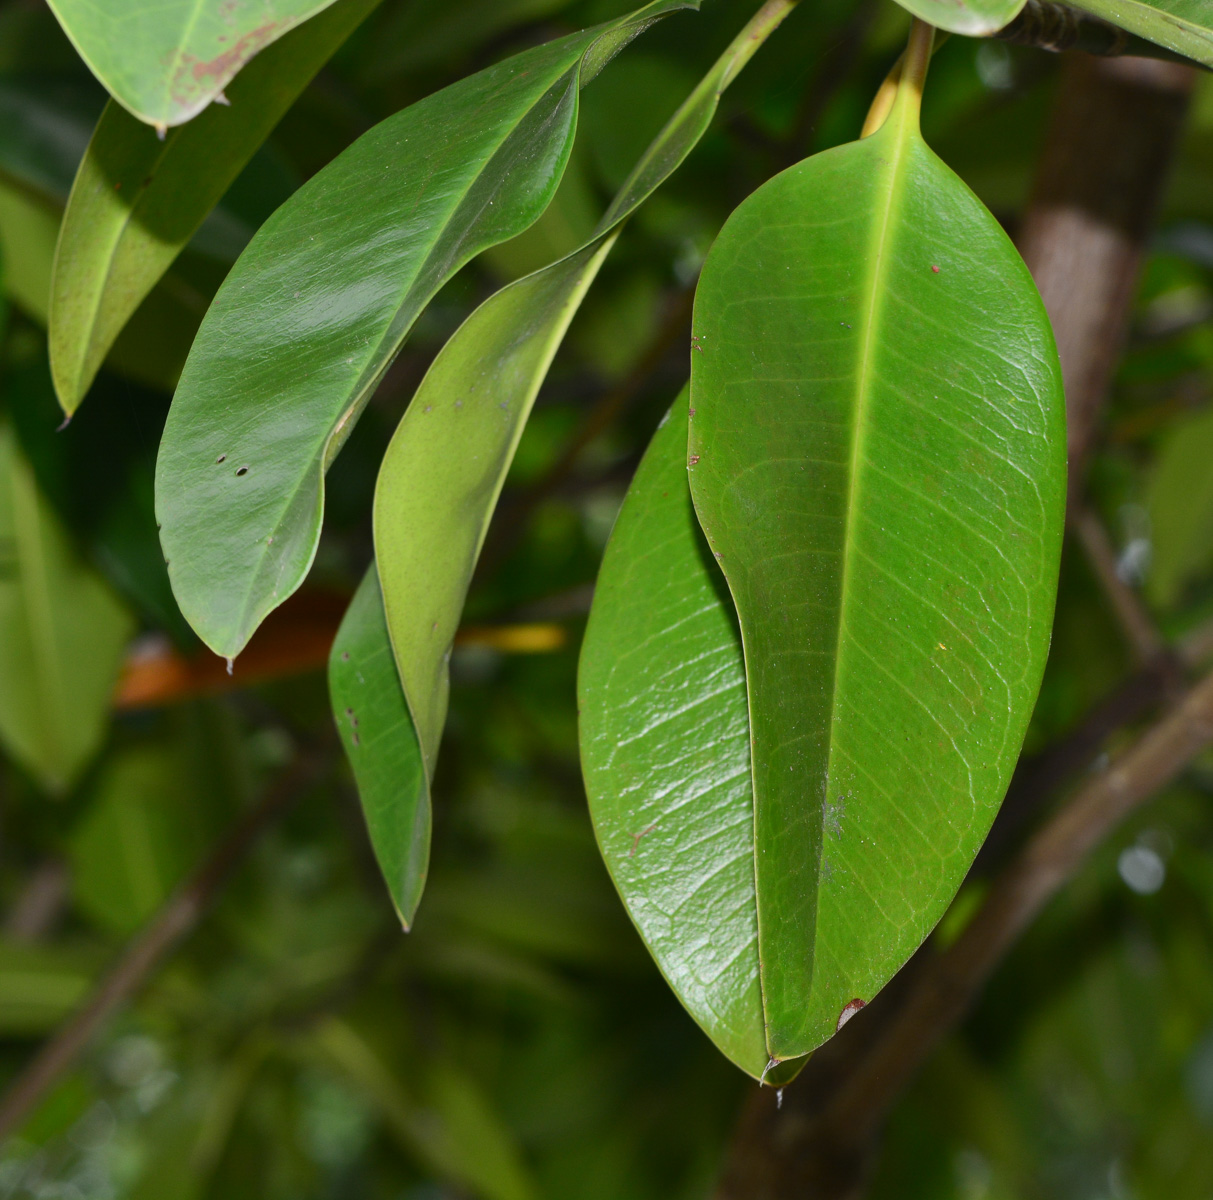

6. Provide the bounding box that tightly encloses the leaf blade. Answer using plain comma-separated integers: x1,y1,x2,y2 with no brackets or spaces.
157,1,692,660
687,59,1066,1060
578,389,769,1081
891,0,1025,35
328,568,430,928
362,0,787,917
0,420,133,794
49,0,380,414
44,0,343,127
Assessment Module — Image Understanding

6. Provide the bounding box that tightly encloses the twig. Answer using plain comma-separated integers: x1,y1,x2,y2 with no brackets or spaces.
715,667,1213,1200
0,755,321,1145
817,666,1213,1157
993,0,1204,66
1070,505,1164,665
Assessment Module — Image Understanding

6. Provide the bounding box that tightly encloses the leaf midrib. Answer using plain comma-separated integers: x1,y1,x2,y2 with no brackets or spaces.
811,108,915,999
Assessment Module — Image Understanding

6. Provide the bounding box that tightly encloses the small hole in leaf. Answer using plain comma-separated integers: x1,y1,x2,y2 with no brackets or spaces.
216,454,226,463
236,466,249,476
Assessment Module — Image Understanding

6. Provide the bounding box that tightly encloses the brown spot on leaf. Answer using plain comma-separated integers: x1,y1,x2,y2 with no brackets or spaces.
836,997,866,1032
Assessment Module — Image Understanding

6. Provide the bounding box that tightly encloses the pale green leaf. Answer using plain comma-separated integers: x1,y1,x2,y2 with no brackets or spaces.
157,0,694,661
49,0,380,414
44,0,343,127
358,0,790,919
1145,405,1213,607
0,421,134,794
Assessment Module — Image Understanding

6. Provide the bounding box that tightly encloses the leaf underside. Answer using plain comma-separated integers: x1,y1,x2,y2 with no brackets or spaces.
892,0,1025,36
354,0,773,921
50,0,380,414
329,568,429,928
44,0,341,127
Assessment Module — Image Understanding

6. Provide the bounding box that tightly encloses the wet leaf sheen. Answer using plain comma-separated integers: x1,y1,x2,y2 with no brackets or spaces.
582,29,1066,1075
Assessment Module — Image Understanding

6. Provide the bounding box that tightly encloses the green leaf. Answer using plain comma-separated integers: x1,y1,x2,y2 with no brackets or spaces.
68,745,201,934
0,940,101,1035
0,175,218,394
361,0,792,918
1145,405,1213,608
44,0,343,128
0,179,60,323
1067,0,1213,67
0,420,134,794
49,0,379,415
685,28,1065,1062
891,0,1025,35
578,388,778,1082
312,1017,538,1200
328,568,429,928
156,0,695,661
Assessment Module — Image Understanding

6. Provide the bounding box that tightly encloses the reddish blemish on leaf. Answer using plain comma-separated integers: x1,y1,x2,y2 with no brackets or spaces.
171,21,286,108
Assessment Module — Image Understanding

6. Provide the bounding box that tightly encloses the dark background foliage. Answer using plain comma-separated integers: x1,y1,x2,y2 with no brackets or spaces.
1,1,1212,1196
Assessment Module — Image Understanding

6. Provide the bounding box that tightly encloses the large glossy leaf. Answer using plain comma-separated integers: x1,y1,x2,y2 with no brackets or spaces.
353,0,794,919
157,0,693,662
329,568,429,928
1067,0,1213,67
685,25,1065,1063
892,0,1025,35
44,0,342,128
0,421,134,794
49,0,379,415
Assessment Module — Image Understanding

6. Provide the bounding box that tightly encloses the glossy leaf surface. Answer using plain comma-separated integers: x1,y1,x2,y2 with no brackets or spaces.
687,36,1066,1061
892,0,1025,34
49,0,378,415
157,0,691,661
1067,0,1213,66
579,389,769,1081
362,0,788,917
0,421,133,794
44,0,341,127
329,569,429,928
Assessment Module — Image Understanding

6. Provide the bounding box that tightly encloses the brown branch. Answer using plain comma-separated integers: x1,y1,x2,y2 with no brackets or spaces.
992,0,1201,65
716,668,1213,1199
114,586,568,711
0,755,321,1145
1070,505,1164,665
1017,54,1194,499
817,666,1213,1156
